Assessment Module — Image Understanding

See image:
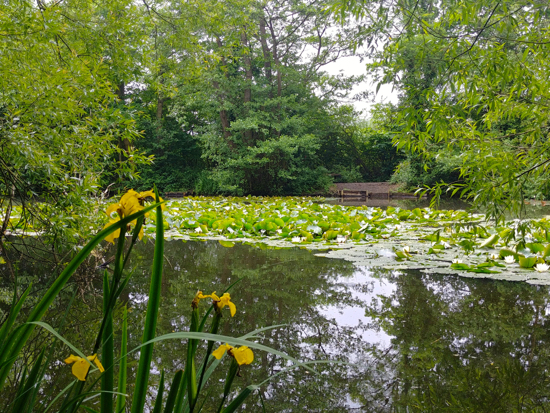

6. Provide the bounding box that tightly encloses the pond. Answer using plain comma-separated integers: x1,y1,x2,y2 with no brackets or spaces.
7,237,550,412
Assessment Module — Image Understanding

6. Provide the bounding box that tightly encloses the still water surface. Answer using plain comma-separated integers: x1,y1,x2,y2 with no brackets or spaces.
124,239,550,411
5,237,550,412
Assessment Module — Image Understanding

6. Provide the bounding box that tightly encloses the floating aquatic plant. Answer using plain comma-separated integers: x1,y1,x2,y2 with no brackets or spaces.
140,197,550,285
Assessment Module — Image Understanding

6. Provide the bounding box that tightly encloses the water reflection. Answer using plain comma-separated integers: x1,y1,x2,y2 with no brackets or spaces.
2,239,550,412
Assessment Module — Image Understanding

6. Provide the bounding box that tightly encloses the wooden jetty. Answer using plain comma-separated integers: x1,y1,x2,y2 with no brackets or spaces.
163,191,190,198
332,182,427,201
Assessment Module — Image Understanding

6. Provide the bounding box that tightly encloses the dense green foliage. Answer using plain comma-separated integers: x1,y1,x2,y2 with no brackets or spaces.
332,0,550,218
131,0,390,196
0,0,153,242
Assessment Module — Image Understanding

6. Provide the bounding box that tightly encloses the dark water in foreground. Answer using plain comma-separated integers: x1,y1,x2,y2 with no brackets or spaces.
4,239,550,412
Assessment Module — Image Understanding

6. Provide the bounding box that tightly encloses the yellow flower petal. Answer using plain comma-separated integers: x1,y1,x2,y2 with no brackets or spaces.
139,190,166,210
106,203,121,217
104,218,121,244
197,292,213,300
232,346,254,366
218,293,236,317
65,355,91,381
119,190,142,217
212,343,232,360
227,301,236,317
64,355,80,364
65,354,104,381
139,190,155,199
89,354,104,373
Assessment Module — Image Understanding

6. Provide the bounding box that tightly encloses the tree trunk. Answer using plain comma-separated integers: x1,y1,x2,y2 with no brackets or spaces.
241,30,253,145
116,81,130,166
259,17,272,83
267,21,282,136
214,38,236,150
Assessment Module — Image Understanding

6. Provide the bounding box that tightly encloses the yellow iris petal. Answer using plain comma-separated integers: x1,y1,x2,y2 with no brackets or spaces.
197,291,213,300
212,343,232,360
218,293,237,317
64,354,103,381
211,345,254,365
104,189,163,244
232,346,254,365
119,190,142,217
227,301,236,317
139,190,155,199
106,203,121,217
90,354,105,372
104,218,121,244
195,291,236,316
139,190,166,210
64,355,80,364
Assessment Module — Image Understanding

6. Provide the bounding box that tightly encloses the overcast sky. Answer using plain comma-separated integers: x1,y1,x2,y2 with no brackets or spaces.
324,55,398,116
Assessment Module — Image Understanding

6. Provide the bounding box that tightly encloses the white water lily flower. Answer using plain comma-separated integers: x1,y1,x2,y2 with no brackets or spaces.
442,242,451,249
336,235,347,244
534,263,549,272
403,246,410,254
381,234,390,239
490,253,499,260
504,255,515,264
291,237,301,243
452,259,462,264
195,227,202,233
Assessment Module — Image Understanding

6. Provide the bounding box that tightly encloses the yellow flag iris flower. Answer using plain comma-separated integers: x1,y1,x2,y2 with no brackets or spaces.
212,344,254,365
64,354,105,381
194,291,236,317
104,189,164,244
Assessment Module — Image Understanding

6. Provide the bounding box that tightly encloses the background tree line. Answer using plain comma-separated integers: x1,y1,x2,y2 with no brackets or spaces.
3,0,550,244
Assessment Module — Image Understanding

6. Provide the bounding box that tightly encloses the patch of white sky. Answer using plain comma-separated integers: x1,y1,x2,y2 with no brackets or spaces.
324,53,399,117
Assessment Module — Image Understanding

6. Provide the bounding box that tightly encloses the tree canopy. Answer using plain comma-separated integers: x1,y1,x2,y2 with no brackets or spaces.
332,0,550,218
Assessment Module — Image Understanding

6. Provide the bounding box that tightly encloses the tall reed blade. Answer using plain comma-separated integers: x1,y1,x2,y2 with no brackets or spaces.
101,272,114,413
152,371,165,413
116,306,128,413
0,284,31,363
131,187,164,413
163,370,183,413
10,348,45,413
0,204,158,391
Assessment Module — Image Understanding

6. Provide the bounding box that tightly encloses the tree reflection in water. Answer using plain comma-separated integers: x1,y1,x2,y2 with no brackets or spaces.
2,239,550,412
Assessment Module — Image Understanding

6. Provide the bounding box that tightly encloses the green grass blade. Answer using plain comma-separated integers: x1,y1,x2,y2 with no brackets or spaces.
221,385,259,413
101,272,114,413
127,332,316,374
10,365,27,412
173,370,188,413
38,287,79,412
0,284,31,361
163,370,183,413
0,203,159,391
28,322,91,362
186,309,199,411
43,380,77,413
11,349,45,413
152,371,165,413
131,188,164,413
238,324,287,340
115,306,128,413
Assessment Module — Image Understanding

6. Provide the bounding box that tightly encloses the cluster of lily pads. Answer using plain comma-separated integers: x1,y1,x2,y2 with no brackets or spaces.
136,196,550,285
5,196,550,285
